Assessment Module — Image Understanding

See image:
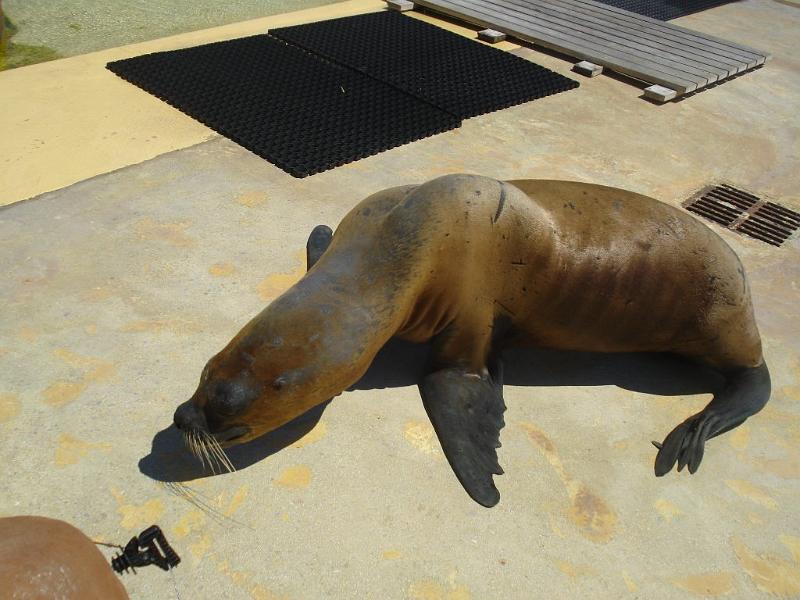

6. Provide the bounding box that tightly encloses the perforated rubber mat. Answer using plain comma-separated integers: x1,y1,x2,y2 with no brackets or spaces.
591,0,738,21
107,35,460,177
270,11,579,120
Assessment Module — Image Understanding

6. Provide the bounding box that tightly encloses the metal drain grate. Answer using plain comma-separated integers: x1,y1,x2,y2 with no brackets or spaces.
684,185,800,247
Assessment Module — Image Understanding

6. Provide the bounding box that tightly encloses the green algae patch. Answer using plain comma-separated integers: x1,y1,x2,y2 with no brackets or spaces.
0,11,61,71
1,41,61,70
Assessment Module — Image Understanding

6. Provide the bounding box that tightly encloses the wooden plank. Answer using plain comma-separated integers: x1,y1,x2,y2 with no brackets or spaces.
414,0,768,95
415,0,702,92
423,0,711,86
495,0,736,79
461,0,722,84
416,0,703,91
563,0,768,64
557,1,762,71
513,0,753,75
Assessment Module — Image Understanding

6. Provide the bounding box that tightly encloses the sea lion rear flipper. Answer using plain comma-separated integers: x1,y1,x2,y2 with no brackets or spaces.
419,363,506,507
654,362,770,476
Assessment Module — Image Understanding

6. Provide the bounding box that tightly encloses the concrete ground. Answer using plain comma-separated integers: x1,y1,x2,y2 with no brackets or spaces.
1,0,799,598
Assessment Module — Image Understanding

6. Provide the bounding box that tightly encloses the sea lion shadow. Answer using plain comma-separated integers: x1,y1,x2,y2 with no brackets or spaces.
350,338,725,396
140,340,721,482
139,400,330,482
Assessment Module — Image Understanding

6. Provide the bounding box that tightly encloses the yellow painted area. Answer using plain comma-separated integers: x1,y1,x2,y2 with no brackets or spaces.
556,560,596,578
520,422,618,543
0,0,399,208
42,380,88,407
18,326,39,342
224,485,249,516
235,191,269,208
82,286,117,303
748,455,800,480
217,559,288,600
291,420,328,449
42,349,116,407
567,484,618,544
728,426,750,451
135,217,196,247
732,537,800,596
172,501,221,563
54,349,118,381
382,550,402,560
408,578,471,600
111,487,166,530
671,572,735,597
548,514,565,538
781,535,800,564
622,571,638,593
84,324,98,335
210,262,238,277
121,318,202,334
780,385,800,402
280,512,290,522
172,509,206,538
748,513,766,526
0,393,21,423
189,534,213,562
257,251,306,300
54,433,111,466
404,421,442,457
654,499,683,522
725,480,778,510
274,464,312,489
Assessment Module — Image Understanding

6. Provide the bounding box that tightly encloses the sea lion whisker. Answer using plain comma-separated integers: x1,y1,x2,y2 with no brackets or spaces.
183,431,198,464
206,433,236,473
201,437,218,475
189,430,207,470
193,430,214,473
195,431,218,474
205,436,228,473
203,431,236,474
160,482,229,526
165,484,227,524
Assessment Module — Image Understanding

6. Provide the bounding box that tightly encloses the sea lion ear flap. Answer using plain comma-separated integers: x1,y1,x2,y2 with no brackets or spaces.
419,365,506,508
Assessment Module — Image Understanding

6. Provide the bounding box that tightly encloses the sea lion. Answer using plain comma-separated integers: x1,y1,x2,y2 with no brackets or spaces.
173,174,770,507
0,516,130,599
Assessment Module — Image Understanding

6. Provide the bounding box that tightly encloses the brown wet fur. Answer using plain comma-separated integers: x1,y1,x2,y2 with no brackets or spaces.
190,174,763,442
0,516,130,600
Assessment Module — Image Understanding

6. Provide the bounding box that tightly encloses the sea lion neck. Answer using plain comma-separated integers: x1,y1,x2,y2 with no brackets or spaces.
232,269,395,394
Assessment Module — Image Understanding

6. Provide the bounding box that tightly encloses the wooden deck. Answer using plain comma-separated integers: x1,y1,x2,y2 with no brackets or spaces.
412,0,769,96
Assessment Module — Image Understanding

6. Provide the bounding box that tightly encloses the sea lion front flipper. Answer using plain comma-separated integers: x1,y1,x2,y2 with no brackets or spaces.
419,363,506,507
306,225,333,270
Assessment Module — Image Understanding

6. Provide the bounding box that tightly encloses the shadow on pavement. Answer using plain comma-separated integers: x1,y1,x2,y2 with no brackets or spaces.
140,337,722,481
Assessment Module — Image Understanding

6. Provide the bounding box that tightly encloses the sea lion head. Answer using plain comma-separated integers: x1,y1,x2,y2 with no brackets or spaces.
173,294,360,456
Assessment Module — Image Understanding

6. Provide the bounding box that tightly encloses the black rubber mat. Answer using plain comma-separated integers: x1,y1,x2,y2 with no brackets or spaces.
592,0,738,21
271,11,579,120
107,35,459,177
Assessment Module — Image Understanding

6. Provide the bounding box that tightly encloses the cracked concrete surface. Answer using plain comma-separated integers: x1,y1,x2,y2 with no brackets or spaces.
1,0,799,598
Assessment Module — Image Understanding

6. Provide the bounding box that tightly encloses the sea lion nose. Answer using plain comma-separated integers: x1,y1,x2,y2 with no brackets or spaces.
173,400,208,431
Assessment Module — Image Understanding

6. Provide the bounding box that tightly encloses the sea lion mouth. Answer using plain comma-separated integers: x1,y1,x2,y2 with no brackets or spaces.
212,425,251,445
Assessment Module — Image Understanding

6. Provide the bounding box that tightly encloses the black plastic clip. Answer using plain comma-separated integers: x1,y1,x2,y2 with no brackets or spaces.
111,525,181,574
